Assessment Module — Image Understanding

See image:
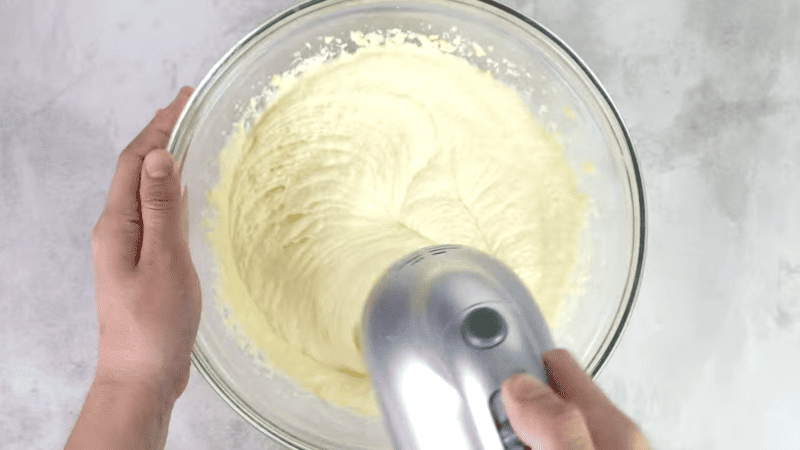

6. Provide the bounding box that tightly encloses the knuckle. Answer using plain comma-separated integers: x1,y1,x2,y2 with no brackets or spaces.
94,211,141,254
142,195,177,212
102,208,143,231
118,144,146,166
142,185,178,212
145,130,170,151
149,114,173,137
116,149,131,165
130,125,170,154
117,147,138,165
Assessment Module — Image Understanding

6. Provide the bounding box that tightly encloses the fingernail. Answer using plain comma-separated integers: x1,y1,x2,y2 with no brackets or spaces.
511,373,546,400
145,151,173,179
516,373,544,386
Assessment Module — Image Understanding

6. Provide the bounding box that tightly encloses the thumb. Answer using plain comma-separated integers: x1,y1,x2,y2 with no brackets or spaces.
543,350,648,449
139,149,182,265
501,373,595,450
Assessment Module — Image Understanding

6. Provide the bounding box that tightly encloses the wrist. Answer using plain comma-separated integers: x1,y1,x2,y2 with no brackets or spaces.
67,371,175,450
96,338,192,403
93,362,182,407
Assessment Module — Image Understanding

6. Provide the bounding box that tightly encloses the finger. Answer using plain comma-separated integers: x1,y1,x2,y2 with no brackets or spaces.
138,149,183,266
98,87,194,271
544,350,648,449
129,86,194,153
543,349,607,406
502,373,595,450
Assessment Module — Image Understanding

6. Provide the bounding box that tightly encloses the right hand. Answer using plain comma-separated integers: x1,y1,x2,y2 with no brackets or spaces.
501,349,648,450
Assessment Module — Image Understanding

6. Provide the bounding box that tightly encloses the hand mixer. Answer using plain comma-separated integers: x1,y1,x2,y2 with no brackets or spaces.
362,245,555,450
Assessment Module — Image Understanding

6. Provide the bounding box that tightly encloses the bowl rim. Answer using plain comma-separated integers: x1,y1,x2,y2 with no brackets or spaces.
167,0,647,447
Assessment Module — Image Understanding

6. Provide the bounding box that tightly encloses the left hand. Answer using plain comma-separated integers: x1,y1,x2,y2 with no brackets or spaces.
90,86,201,403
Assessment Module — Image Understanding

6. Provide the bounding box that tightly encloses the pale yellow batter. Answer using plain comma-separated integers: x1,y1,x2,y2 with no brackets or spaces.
208,39,586,416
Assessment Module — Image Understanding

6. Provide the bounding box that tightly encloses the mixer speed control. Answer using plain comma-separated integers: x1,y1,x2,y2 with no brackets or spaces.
490,390,525,450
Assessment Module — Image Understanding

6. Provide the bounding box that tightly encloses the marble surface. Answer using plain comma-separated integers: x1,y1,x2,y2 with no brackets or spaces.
2,0,799,448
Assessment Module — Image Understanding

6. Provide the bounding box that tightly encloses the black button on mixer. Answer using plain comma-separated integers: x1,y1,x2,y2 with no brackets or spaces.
461,307,507,349
490,390,525,450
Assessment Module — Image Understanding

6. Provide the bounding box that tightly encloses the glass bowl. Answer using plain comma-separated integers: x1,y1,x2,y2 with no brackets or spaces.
166,0,646,448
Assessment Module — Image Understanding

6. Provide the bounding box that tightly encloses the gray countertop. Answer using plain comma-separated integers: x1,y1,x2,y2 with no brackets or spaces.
2,0,799,448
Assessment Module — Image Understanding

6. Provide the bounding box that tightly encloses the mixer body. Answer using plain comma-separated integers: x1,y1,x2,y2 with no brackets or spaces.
361,245,554,450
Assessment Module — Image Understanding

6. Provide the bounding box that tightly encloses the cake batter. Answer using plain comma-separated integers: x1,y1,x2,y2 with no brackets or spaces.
208,39,586,416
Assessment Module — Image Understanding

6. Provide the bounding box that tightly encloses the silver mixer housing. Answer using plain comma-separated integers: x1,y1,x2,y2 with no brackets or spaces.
362,245,554,450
